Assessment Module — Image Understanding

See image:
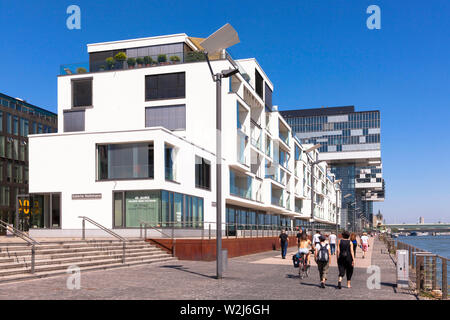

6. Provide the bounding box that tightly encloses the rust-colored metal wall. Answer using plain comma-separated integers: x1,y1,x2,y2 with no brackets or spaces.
147,236,300,261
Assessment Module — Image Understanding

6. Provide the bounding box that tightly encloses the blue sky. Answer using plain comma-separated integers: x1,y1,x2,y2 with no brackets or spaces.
0,0,449,223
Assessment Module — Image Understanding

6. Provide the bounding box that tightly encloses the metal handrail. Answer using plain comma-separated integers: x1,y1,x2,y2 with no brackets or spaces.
78,216,127,263
0,219,40,245
394,238,448,300
139,221,173,239
0,219,40,274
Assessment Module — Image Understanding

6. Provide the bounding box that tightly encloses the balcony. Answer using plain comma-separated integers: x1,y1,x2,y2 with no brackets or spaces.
230,169,253,200
60,50,230,76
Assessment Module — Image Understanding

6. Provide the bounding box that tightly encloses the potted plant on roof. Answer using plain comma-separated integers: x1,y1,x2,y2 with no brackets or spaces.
114,52,127,69
169,55,181,64
127,57,136,69
143,56,153,67
76,67,87,74
136,57,144,68
157,54,167,65
105,57,115,70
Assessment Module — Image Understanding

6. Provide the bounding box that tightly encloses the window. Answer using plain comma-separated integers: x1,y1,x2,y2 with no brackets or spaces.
97,142,154,180
145,72,185,100
195,156,211,190
0,137,4,157
13,116,18,135
64,110,85,132
145,104,185,130
20,118,29,136
165,144,176,181
255,69,264,99
6,113,11,134
113,190,204,229
72,78,93,107
264,83,272,109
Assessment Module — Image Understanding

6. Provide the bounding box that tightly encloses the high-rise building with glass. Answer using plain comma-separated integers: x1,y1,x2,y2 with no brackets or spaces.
280,106,385,231
0,92,57,232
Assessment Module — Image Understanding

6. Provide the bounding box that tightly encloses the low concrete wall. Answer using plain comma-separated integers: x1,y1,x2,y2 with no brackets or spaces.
147,236,300,261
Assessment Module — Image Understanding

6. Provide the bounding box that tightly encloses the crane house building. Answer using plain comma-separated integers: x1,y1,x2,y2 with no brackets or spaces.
28,33,339,237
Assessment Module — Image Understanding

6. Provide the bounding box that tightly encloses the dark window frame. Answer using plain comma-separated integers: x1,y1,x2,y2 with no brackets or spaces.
63,109,85,132
145,72,185,101
71,77,93,108
195,155,211,191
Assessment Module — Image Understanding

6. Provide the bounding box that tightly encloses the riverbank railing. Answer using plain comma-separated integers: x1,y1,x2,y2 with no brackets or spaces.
381,234,448,300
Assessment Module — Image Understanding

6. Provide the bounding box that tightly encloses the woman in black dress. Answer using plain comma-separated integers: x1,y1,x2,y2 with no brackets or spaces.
336,230,355,289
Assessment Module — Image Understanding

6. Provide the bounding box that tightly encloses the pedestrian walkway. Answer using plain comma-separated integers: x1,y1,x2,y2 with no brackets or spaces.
253,237,374,268
0,237,416,300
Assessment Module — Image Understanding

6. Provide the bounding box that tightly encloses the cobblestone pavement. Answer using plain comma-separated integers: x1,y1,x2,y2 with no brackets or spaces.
0,238,417,300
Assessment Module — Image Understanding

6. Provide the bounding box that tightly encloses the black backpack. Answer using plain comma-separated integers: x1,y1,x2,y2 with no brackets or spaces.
317,243,329,262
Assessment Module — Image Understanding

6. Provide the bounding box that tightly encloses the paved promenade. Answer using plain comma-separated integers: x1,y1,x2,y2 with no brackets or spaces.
0,238,417,300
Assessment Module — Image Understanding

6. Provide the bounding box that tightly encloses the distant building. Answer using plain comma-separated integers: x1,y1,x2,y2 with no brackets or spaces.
0,92,57,232
373,210,383,227
419,217,425,224
280,106,385,231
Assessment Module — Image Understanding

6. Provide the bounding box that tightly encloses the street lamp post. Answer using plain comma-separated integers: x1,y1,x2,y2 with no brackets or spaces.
201,24,240,280
334,179,342,236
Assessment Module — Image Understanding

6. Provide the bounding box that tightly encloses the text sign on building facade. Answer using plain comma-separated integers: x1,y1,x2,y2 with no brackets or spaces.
72,194,102,200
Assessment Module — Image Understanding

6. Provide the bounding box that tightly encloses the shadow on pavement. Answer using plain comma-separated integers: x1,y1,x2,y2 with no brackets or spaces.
160,265,217,279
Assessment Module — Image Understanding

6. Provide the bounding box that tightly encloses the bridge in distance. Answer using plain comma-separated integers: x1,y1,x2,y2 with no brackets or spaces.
385,223,450,233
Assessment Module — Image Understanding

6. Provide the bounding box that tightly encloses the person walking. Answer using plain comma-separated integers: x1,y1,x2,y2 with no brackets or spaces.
296,227,303,249
329,232,337,255
360,232,370,259
350,233,358,258
336,230,355,289
315,235,331,288
312,231,321,248
279,229,289,259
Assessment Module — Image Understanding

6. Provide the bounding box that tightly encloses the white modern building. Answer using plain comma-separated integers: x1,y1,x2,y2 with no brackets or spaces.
28,33,339,237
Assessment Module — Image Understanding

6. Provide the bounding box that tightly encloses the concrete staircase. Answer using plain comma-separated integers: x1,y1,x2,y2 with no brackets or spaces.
0,239,176,284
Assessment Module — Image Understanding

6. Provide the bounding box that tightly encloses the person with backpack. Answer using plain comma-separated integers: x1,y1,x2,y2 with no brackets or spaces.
336,230,355,289
314,235,331,288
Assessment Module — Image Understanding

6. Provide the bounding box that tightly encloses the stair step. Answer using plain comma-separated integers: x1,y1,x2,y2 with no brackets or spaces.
0,256,177,284
0,250,170,269
0,253,174,277
0,241,149,253
0,244,154,257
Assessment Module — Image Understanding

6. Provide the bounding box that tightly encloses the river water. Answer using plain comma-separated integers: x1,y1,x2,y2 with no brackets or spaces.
396,235,450,259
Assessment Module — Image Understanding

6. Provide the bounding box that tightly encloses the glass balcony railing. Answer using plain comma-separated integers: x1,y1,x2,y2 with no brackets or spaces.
279,132,289,145
60,51,226,75
230,184,252,200
271,195,283,207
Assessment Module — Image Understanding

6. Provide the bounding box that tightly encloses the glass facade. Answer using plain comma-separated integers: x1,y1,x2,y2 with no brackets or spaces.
0,93,57,233
97,142,154,180
113,189,203,229
281,106,383,231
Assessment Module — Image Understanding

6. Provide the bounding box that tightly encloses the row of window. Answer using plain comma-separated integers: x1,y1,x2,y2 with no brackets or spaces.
64,104,187,133
0,97,57,123
0,161,28,184
293,121,380,133
71,72,186,110
0,186,27,207
96,142,211,190
0,137,28,161
0,111,54,136
113,190,204,229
